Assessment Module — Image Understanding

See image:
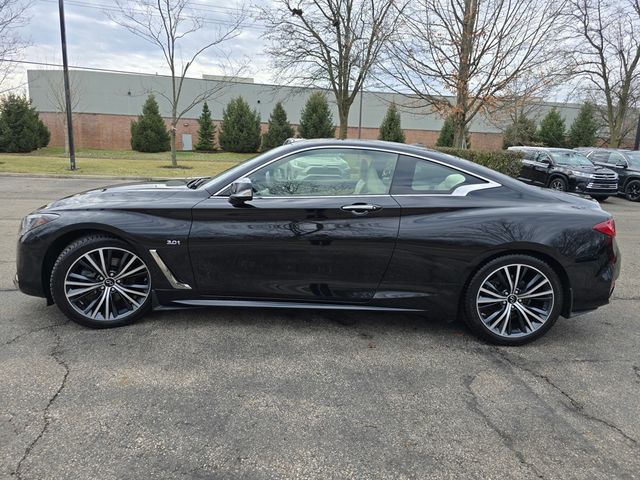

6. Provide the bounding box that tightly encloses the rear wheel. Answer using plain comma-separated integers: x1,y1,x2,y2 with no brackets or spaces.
549,177,567,191
625,180,640,202
50,235,152,328
464,255,563,345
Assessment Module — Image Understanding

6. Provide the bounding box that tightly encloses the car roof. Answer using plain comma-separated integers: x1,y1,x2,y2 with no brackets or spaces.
508,146,580,153
578,147,631,153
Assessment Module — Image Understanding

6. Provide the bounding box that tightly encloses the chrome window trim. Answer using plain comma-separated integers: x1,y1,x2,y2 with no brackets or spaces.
149,249,191,290
211,145,503,197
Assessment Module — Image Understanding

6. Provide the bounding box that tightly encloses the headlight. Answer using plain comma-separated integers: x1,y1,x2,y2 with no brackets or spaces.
20,213,59,236
572,171,596,179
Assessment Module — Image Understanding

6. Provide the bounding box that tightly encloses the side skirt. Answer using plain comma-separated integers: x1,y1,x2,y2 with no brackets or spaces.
156,297,423,313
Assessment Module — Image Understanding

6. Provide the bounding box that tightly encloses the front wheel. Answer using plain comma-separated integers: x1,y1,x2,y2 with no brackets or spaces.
548,177,567,191
463,255,563,345
50,235,152,328
625,180,640,202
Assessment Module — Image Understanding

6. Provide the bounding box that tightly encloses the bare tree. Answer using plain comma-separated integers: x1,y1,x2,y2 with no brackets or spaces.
107,0,244,166
382,0,567,148
260,0,407,139
486,72,574,133
44,70,83,154
0,0,31,88
567,0,640,147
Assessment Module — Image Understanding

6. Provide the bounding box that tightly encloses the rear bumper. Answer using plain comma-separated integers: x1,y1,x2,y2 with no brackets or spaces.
567,237,620,313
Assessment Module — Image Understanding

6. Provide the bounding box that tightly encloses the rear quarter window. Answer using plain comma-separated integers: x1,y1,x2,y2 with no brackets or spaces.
391,155,486,194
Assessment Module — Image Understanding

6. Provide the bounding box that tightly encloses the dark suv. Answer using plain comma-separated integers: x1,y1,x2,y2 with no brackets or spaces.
508,147,618,200
580,148,640,202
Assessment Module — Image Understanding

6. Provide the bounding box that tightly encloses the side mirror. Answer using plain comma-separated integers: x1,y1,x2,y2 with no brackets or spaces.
616,161,628,168
229,178,253,206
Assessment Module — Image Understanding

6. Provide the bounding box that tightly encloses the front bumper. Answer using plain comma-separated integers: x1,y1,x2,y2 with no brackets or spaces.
572,179,618,195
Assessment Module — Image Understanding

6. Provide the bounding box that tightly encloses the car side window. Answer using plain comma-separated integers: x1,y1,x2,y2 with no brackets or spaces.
609,153,626,166
590,152,610,163
247,148,398,197
390,155,485,194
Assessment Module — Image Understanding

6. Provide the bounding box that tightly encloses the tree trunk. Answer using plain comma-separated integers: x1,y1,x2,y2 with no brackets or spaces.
452,112,468,149
452,0,477,150
170,123,177,167
338,106,349,139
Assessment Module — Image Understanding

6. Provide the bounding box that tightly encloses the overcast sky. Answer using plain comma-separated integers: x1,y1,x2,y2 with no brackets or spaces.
8,0,273,92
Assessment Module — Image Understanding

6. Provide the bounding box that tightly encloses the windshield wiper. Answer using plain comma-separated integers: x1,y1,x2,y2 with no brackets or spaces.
186,177,210,189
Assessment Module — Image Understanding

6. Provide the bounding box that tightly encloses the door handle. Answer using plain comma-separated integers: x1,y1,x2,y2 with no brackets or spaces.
341,204,382,214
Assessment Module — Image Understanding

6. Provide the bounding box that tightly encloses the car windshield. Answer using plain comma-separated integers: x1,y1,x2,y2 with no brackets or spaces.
626,152,640,168
549,151,593,167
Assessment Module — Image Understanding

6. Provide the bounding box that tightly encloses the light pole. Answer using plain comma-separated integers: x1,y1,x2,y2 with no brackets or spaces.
58,0,76,170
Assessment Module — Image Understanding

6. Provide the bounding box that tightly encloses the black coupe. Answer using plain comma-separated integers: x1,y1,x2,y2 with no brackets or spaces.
16,140,620,345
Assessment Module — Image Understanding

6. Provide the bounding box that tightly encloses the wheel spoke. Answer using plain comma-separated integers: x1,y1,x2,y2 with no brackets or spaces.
519,290,553,299
113,284,140,308
521,278,550,297
502,266,514,293
500,305,512,335
116,255,137,278
91,288,109,319
513,303,534,331
479,287,506,299
65,280,101,287
488,304,510,330
115,263,146,281
67,284,101,298
84,252,107,278
512,265,522,292
116,284,148,297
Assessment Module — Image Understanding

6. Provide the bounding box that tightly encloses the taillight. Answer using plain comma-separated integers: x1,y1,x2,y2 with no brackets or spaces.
593,218,616,237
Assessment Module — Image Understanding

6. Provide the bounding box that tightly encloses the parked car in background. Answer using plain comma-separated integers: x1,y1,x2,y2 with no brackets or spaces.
580,148,640,202
283,137,306,145
508,146,618,201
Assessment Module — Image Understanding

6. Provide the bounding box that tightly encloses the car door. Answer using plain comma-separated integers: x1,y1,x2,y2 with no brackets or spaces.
531,152,553,186
189,147,401,303
518,151,537,183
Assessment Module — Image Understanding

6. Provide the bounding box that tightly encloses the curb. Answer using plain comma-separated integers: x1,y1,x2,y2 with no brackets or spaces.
0,172,177,181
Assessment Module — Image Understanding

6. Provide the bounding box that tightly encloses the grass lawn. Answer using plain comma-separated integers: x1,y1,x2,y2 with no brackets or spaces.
0,147,256,178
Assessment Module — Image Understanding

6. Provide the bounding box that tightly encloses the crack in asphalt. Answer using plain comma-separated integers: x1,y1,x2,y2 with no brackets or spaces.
13,324,70,480
463,373,546,479
493,348,638,446
3,321,69,347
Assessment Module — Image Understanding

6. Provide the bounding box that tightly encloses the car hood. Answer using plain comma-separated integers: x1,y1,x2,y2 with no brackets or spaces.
561,164,615,174
43,179,204,211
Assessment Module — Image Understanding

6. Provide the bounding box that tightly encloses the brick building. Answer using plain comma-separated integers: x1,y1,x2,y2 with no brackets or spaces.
27,69,583,151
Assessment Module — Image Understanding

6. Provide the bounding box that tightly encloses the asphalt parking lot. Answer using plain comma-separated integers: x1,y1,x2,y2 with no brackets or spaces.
1,175,639,479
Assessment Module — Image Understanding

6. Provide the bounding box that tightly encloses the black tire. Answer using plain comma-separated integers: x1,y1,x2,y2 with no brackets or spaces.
591,195,609,202
625,179,640,202
548,177,567,191
463,254,563,346
50,234,152,328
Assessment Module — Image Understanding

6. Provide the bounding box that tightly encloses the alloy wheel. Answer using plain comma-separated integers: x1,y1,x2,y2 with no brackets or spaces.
626,181,640,201
549,179,566,191
475,264,555,338
63,247,151,321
